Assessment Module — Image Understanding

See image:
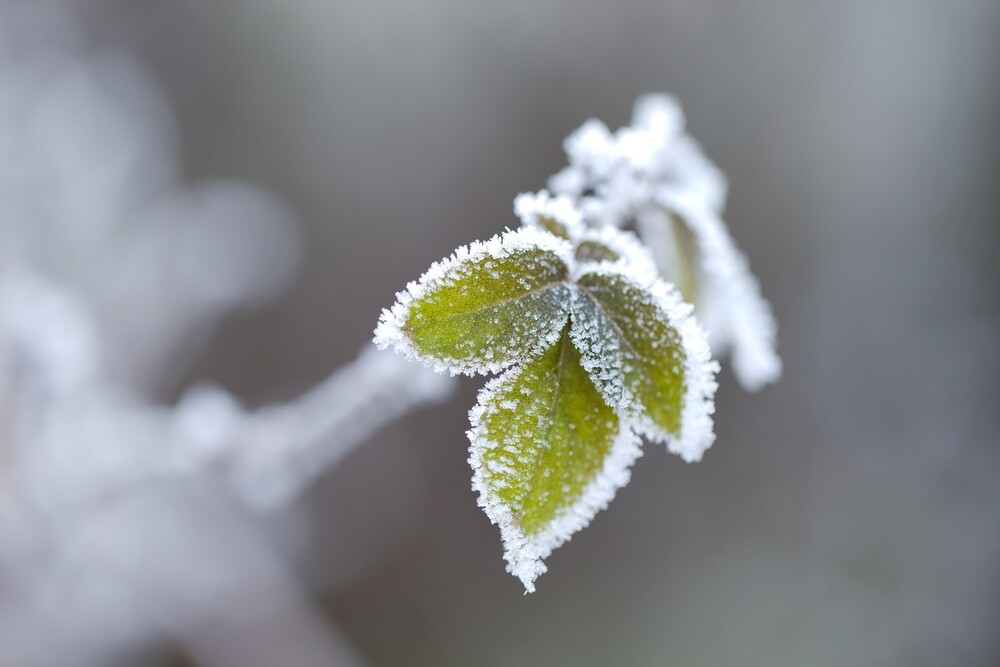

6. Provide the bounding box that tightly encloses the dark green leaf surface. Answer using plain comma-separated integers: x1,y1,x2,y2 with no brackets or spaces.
572,271,687,440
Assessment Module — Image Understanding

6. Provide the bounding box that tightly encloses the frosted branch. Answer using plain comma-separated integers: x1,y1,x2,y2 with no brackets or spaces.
177,345,454,511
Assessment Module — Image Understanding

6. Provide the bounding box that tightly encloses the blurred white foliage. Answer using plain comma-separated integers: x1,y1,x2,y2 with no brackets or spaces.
0,4,453,666
549,94,782,390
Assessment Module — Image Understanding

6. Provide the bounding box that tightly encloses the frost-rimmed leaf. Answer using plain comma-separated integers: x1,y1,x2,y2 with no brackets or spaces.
374,226,574,375
547,93,780,391
548,94,727,226
468,328,642,592
517,189,659,276
634,207,699,305
650,194,781,390
570,265,718,462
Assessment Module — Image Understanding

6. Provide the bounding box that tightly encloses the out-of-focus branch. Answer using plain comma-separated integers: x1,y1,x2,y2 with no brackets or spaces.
175,344,455,510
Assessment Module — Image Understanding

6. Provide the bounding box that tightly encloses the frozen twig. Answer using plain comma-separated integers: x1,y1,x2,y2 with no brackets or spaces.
177,344,455,511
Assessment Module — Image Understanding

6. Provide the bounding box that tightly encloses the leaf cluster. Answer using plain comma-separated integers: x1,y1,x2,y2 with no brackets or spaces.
375,200,717,591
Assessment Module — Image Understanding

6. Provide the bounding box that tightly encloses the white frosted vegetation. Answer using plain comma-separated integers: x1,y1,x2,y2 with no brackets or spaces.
373,94,777,592
374,226,575,376
649,196,781,390
468,339,642,593
549,94,781,390
572,265,719,463
376,190,721,591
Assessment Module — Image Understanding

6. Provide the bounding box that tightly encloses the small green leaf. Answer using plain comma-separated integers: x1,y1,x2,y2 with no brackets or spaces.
574,240,621,263
572,270,689,443
469,327,641,592
374,228,573,374
666,211,700,306
537,215,570,239
637,208,700,305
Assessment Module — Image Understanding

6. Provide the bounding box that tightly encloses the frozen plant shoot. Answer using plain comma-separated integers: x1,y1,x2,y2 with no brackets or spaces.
374,95,780,592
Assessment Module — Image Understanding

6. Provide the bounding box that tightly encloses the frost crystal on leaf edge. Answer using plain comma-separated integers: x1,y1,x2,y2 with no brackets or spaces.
547,93,779,391
573,262,719,462
373,226,575,376
467,366,643,593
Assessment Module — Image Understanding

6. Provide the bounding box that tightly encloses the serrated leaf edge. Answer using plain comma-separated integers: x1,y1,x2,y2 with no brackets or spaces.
467,359,643,594
373,226,575,376
575,263,719,463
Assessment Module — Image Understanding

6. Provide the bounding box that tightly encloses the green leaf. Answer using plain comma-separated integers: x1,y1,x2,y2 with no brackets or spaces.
571,269,715,460
536,215,570,240
636,208,700,306
374,228,573,374
574,240,621,263
469,327,641,592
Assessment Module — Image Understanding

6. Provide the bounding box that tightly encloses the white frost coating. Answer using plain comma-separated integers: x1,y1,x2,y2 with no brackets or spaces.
571,224,659,278
568,285,627,410
467,367,643,593
373,225,575,376
515,189,659,279
547,93,779,390
513,190,584,235
654,193,781,390
550,94,726,222
577,263,719,463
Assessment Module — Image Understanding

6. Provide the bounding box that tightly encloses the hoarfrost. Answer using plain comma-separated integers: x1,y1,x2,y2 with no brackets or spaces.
573,265,719,462
549,94,780,390
374,94,779,591
373,226,575,376
467,347,643,593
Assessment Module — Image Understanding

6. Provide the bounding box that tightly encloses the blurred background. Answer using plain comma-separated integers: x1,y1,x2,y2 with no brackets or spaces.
1,1,998,666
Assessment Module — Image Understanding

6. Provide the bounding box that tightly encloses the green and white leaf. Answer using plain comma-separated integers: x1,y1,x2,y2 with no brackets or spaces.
374,226,574,375
570,266,718,462
648,196,781,391
468,328,641,592
634,206,699,305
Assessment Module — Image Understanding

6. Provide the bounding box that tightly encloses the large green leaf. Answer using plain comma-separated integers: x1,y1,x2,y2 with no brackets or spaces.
571,271,688,442
374,228,573,374
469,327,641,592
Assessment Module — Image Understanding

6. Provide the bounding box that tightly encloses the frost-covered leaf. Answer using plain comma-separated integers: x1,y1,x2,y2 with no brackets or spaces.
374,227,574,375
650,197,781,390
571,268,717,461
469,327,641,592
547,93,780,392
572,224,660,276
574,240,621,263
635,207,699,305
516,190,659,274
